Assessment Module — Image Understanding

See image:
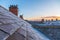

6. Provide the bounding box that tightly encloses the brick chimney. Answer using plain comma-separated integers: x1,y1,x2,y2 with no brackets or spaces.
9,5,18,16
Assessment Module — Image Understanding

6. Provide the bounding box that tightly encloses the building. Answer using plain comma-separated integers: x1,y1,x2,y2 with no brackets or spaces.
0,6,50,40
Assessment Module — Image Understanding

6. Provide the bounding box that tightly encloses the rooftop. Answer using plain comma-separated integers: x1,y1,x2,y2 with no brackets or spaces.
0,6,50,40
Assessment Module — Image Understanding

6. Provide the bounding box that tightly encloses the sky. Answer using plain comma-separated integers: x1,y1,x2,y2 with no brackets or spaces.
0,0,60,19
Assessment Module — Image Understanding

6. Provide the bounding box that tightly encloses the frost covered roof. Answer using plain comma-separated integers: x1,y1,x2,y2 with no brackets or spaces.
36,20,60,27
0,6,50,40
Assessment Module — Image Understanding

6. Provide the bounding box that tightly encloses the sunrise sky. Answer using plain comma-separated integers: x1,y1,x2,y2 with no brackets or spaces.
0,0,60,20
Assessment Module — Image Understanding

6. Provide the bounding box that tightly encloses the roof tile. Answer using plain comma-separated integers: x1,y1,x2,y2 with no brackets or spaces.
0,30,9,40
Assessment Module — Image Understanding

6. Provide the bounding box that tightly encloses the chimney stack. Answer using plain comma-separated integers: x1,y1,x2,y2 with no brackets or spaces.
20,15,23,19
9,5,18,16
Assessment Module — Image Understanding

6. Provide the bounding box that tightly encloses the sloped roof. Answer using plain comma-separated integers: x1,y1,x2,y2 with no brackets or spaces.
0,6,23,40
0,6,50,40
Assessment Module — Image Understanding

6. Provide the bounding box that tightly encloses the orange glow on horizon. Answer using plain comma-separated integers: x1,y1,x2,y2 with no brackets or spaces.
24,16,60,21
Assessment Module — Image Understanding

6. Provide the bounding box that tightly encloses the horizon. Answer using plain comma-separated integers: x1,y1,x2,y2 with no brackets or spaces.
27,16,60,21
0,0,60,20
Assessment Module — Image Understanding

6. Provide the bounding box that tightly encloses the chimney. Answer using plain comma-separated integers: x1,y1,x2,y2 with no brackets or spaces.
9,5,18,16
20,15,23,19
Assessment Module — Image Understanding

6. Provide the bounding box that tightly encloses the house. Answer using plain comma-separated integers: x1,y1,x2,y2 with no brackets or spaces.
0,6,50,40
